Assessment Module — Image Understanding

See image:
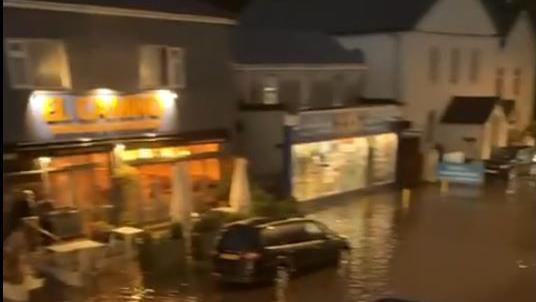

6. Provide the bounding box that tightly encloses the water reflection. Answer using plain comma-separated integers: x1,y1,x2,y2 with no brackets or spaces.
32,184,536,302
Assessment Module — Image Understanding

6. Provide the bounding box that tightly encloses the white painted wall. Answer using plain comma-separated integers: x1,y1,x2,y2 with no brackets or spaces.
417,0,497,35
438,124,484,159
238,111,285,177
499,12,536,130
398,32,498,129
337,34,399,99
438,106,508,160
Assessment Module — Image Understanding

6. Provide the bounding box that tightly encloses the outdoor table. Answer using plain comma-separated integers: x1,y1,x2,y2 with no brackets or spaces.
111,227,144,258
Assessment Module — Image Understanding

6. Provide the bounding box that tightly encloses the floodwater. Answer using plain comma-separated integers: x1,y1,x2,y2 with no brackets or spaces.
33,181,536,302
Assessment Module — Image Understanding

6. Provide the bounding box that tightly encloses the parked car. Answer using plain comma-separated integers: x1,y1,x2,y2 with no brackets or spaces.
485,146,536,179
213,217,350,284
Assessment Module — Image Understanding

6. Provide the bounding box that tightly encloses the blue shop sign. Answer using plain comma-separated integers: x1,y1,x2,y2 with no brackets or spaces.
438,162,485,185
292,107,400,142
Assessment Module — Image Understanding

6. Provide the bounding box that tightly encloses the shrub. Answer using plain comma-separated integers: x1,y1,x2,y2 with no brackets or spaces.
251,185,301,219
170,222,183,240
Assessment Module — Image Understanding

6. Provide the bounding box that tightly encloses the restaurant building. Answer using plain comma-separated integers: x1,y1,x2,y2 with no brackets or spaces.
232,29,407,201
3,0,238,223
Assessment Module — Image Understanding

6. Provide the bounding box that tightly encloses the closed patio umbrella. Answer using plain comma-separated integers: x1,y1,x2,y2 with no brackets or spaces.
169,162,193,227
229,158,251,215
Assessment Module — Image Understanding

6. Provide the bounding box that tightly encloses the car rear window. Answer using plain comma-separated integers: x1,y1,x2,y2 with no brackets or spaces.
218,225,260,252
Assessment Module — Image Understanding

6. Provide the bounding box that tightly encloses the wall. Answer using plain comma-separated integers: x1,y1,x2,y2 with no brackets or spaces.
438,124,485,159
398,32,499,130
337,34,399,99
237,110,285,178
438,107,508,160
499,12,536,130
234,68,365,110
3,7,237,144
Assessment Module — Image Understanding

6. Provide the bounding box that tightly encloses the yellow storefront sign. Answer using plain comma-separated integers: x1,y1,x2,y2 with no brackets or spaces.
31,90,176,134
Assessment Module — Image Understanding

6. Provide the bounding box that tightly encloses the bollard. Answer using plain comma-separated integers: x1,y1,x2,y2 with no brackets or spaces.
402,189,411,209
440,180,449,195
506,169,517,195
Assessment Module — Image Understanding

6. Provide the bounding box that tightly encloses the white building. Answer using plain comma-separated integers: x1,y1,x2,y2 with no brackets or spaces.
240,0,535,159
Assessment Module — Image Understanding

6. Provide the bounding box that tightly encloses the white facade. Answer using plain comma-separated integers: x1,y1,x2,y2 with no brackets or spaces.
438,106,509,159
499,12,536,130
336,0,535,146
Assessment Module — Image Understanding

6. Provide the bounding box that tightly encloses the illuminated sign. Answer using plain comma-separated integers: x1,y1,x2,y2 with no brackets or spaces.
30,89,177,134
294,107,401,141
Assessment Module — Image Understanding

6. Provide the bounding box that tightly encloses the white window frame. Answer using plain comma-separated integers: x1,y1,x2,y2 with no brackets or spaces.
449,48,461,84
262,75,279,105
139,45,186,90
5,38,71,90
469,49,481,83
496,67,505,97
428,47,440,83
513,68,522,96
332,73,345,106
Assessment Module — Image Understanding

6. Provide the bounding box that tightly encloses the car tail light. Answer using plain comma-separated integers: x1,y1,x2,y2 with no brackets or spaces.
242,252,261,260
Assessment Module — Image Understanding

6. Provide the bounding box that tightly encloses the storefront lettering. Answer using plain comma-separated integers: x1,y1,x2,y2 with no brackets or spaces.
31,90,175,134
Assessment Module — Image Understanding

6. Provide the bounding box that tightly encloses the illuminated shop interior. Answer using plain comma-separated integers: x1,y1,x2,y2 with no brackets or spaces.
292,133,398,201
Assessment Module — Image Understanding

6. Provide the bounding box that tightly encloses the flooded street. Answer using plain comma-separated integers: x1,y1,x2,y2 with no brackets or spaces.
36,182,536,302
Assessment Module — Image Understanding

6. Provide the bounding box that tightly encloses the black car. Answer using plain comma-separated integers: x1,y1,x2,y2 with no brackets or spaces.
213,217,350,284
485,146,535,179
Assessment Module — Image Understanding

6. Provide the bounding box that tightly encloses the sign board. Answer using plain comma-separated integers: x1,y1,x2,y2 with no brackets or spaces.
293,106,402,142
29,90,177,135
438,162,485,185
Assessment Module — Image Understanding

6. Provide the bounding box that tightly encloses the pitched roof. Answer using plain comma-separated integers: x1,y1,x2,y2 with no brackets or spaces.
441,97,500,125
32,0,235,19
232,29,365,65
481,0,522,36
239,0,437,34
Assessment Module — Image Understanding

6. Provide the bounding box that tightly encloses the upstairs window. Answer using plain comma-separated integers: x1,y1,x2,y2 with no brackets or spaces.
262,75,279,104
332,74,346,106
513,68,522,96
496,68,505,97
469,49,481,83
5,39,71,89
139,45,185,89
428,47,440,83
449,48,460,84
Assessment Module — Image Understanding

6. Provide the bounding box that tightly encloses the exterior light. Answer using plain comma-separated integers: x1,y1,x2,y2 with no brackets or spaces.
37,156,52,167
29,91,52,114
161,148,176,158
138,148,154,159
155,89,178,109
114,144,126,154
93,88,118,110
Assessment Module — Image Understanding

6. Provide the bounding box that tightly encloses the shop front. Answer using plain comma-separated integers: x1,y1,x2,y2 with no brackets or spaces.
4,89,230,228
288,106,402,201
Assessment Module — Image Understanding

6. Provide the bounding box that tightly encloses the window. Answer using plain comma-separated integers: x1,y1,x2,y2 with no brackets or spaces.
5,39,71,89
139,45,185,89
262,75,279,104
449,48,460,84
496,68,505,97
303,222,325,240
332,74,345,106
426,110,437,143
469,49,481,83
428,47,440,83
513,68,522,96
